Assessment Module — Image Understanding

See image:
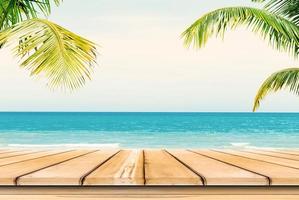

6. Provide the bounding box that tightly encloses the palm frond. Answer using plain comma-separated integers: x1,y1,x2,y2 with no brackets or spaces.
0,18,98,90
182,7,299,57
251,0,299,24
264,0,299,25
253,67,299,111
251,0,266,2
0,0,62,30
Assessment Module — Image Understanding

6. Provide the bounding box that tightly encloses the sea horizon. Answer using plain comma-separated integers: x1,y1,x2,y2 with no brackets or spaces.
0,112,298,149
1,111,299,113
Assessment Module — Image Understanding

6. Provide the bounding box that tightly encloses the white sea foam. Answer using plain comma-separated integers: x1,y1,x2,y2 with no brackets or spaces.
245,146,292,150
4,143,120,149
230,143,250,147
228,143,296,150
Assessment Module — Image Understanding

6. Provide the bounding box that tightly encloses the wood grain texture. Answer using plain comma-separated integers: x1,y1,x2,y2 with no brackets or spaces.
0,186,298,200
243,149,299,161
144,150,202,185
0,150,33,159
0,150,22,155
272,150,299,156
1,186,299,195
84,150,144,185
167,150,267,185
18,150,121,185
220,150,299,169
0,151,64,167
0,194,298,200
194,150,299,185
0,150,92,185
0,149,298,186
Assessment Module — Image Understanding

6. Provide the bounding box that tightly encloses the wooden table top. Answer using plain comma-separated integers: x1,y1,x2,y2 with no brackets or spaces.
0,148,298,186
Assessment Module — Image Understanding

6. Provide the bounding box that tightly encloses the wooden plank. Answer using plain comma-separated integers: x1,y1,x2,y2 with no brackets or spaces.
243,149,299,161
19,150,119,185
0,151,68,167
0,186,299,199
0,150,92,185
193,150,299,185
0,186,299,200
1,186,299,199
144,150,202,185
0,150,19,155
0,150,34,159
0,194,298,200
273,150,299,156
221,150,299,169
167,150,267,185
84,150,144,185
1,186,299,195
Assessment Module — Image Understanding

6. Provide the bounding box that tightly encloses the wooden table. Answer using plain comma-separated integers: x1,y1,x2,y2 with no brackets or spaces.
0,148,299,199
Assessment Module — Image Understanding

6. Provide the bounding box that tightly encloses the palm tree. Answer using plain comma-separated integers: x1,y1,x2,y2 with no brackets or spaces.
0,0,98,90
182,0,299,111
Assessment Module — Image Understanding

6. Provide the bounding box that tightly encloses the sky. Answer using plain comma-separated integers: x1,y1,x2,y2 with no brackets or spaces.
0,0,299,112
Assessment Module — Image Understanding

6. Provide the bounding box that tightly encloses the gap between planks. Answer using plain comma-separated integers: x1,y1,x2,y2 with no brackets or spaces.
0,149,299,186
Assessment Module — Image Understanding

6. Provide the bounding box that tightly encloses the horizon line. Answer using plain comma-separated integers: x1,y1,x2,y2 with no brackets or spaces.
0,111,298,114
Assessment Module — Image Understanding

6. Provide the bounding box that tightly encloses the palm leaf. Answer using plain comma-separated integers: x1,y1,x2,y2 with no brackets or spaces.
264,0,299,25
182,7,299,57
0,0,62,30
253,67,299,111
251,0,299,25
0,18,98,90
251,0,266,2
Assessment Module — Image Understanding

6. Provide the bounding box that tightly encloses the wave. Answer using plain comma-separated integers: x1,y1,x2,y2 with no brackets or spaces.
228,143,295,150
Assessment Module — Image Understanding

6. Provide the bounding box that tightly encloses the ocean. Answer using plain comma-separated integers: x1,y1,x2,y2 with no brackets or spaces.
0,112,298,148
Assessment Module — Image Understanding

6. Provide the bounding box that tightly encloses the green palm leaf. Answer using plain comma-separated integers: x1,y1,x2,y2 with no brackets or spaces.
264,0,299,25
253,68,299,111
0,18,97,90
182,7,299,57
0,0,62,30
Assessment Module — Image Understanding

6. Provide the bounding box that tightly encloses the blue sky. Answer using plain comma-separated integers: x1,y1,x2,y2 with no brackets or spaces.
0,0,298,112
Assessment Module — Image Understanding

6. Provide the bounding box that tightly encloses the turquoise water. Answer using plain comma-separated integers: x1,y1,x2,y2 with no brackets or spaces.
0,112,298,148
